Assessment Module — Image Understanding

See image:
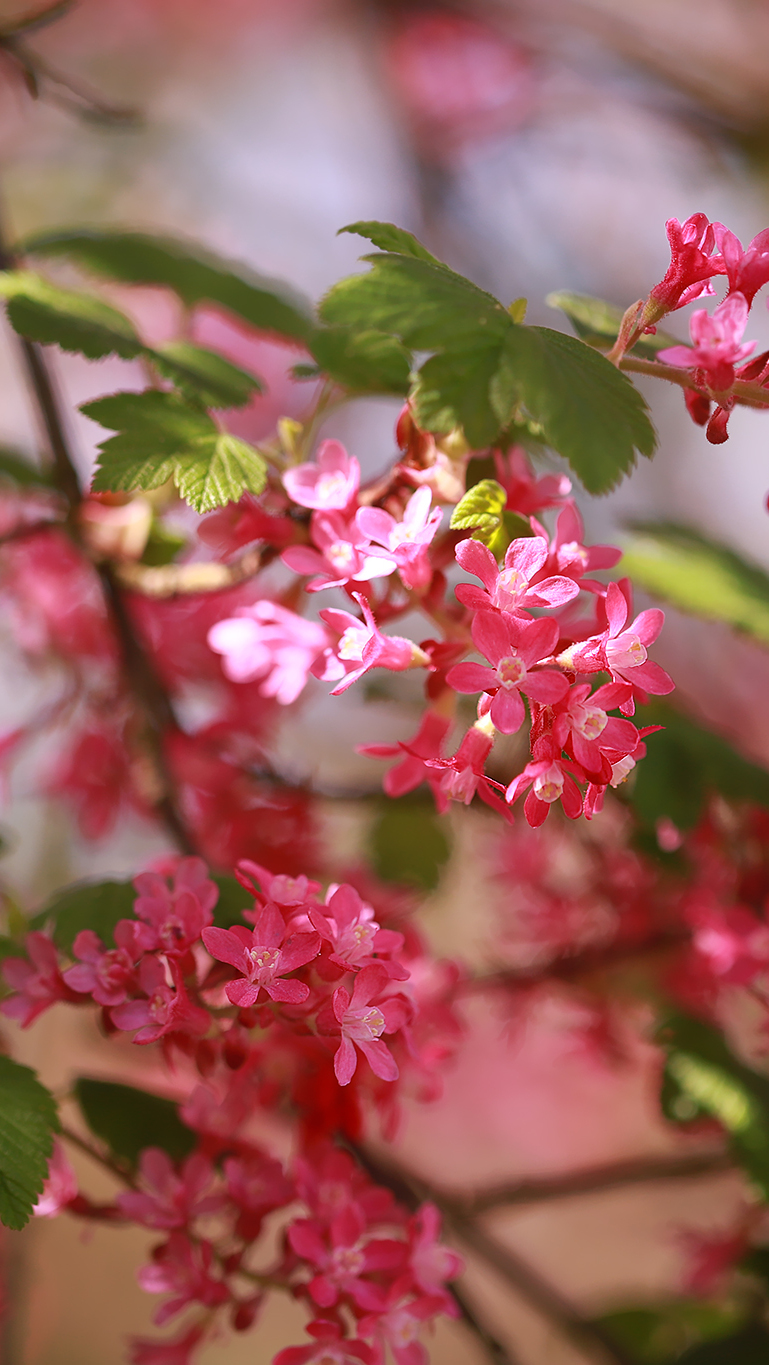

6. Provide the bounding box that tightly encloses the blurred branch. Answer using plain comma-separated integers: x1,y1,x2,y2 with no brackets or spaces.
114,545,268,599
0,1,140,126
464,928,690,996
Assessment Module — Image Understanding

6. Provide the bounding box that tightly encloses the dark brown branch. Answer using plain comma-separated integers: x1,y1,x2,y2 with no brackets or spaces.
464,928,690,996
463,1150,735,1216
451,1280,525,1365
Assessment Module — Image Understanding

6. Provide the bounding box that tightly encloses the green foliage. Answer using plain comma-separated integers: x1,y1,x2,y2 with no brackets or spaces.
598,1302,746,1363
73,1078,196,1170
149,342,262,408
369,797,450,891
339,220,443,264
622,523,769,645
676,1324,769,1362
658,1013,769,1196
309,326,411,394
211,873,251,929
546,291,681,360
30,879,136,954
22,228,313,341
322,223,655,491
450,478,507,540
83,390,268,512
630,704,769,832
0,445,53,487
0,270,142,360
0,1057,59,1230
140,519,187,566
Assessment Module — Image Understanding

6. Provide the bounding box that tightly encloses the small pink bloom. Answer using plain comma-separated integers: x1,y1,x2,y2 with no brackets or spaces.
128,1325,205,1365
530,502,621,592
282,440,360,511
1,932,77,1026
138,1232,228,1325
63,922,146,1006
358,710,453,811
235,858,321,909
505,734,586,826
208,600,330,703
33,1140,78,1217
288,1200,405,1308
224,1152,294,1239
316,595,425,696
560,582,673,712
355,487,442,591
323,964,403,1086
133,858,218,958
118,1150,221,1230
273,1321,373,1365
282,512,395,593
446,610,568,734
648,212,726,315
658,292,756,393
714,222,769,307
408,1204,463,1304
552,681,638,781
423,723,509,816
202,904,319,1007
493,446,572,517
455,535,579,616
309,883,406,976
110,957,210,1045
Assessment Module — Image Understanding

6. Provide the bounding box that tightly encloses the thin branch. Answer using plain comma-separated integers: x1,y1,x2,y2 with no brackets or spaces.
59,1124,137,1189
619,355,769,410
463,1150,735,1216
451,1280,525,1365
114,545,267,598
463,928,690,995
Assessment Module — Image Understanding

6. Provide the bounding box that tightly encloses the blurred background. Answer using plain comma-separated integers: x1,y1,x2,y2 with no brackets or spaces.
2,1,769,1362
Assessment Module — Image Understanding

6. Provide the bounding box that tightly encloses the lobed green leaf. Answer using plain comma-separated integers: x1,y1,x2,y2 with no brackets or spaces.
450,478,507,540
546,290,681,360
0,1057,59,1230
339,220,445,265
622,522,769,645
309,325,411,394
0,270,141,360
29,879,136,954
74,1078,196,1170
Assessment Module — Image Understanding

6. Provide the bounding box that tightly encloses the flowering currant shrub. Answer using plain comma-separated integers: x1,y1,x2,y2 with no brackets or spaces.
5,204,769,1365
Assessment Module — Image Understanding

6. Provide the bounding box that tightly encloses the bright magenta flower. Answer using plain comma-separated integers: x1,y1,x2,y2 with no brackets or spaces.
552,681,638,781
110,957,210,1044
208,600,330,702
316,595,426,696
282,439,360,511
658,292,756,393
287,1199,405,1309
1,931,79,1025
133,858,219,957
323,963,404,1086
446,611,567,733
282,512,395,593
455,535,579,615
118,1150,221,1230
505,734,586,826
355,486,442,591
358,710,453,810
63,923,146,1006
33,1140,78,1217
492,446,572,517
202,905,319,1007
560,582,673,711
648,212,725,316
273,1321,373,1365
714,222,769,306
309,883,406,976
138,1233,229,1325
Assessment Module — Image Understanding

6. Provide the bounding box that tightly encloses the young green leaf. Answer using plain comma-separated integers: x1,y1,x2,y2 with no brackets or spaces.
0,446,54,488
0,1057,59,1230
622,522,769,645
151,342,262,408
83,390,268,513
338,220,445,265
22,229,314,341
493,326,656,494
309,326,411,394
74,1078,196,1170
450,478,507,543
546,291,681,360
630,703,769,832
369,797,451,891
0,270,141,359
29,879,136,954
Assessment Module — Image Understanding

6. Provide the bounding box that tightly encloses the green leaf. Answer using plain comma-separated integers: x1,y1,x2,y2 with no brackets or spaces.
339,220,444,265
658,1013,769,1196
151,342,262,408
22,229,313,342
140,519,187,567
630,704,769,833
492,326,656,494
211,873,251,929
74,1078,195,1170
322,236,655,489
0,1057,59,1230
309,326,411,394
30,879,136,954
677,1324,769,1363
450,478,507,539
369,797,450,891
0,936,26,961
0,270,141,360
598,1302,746,1364
622,522,769,645
546,291,681,360
83,390,268,513
0,446,54,488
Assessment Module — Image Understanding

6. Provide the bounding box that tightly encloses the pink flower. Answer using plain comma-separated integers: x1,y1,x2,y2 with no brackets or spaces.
1,932,77,1026
117,1150,221,1230
273,1322,373,1365
201,904,319,1007
446,611,568,733
33,1140,78,1217
358,1291,440,1365
132,858,219,958
309,883,406,976
282,440,360,511
648,212,725,316
454,535,579,615
560,582,673,711
235,859,321,910
110,957,210,1044
552,681,639,781
408,1204,463,1305
714,222,769,307
358,710,453,811
505,734,586,826
63,922,146,1006
129,1325,205,1365
530,502,621,591
355,487,442,591
282,513,394,593
316,595,427,696
423,722,509,815
208,600,330,703
138,1233,229,1325
492,447,572,517
287,1200,406,1308
321,964,404,1086
658,293,756,393
224,1152,294,1239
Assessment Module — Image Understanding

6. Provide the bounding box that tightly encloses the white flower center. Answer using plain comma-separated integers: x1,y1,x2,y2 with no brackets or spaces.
328,541,355,571
316,471,348,503
606,632,646,671
338,626,368,661
533,763,565,803
572,703,607,741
